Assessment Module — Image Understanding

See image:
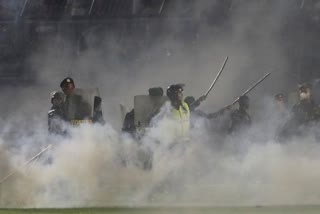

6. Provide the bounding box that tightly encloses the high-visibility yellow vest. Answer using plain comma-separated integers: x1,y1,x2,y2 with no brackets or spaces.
170,102,190,139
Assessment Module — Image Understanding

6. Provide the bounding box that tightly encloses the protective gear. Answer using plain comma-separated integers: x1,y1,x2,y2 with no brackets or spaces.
167,84,184,101
292,100,320,124
48,94,67,135
48,107,66,135
148,87,164,96
184,96,195,107
93,96,105,124
51,91,65,107
229,96,251,134
166,84,190,139
170,101,190,139
278,84,320,140
207,104,232,119
185,95,207,112
60,77,74,88
60,77,75,96
198,95,207,102
122,109,135,134
279,100,320,140
229,109,251,134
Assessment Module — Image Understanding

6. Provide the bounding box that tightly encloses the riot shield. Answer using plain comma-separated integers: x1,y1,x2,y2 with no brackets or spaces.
65,88,100,125
134,95,168,128
288,91,299,107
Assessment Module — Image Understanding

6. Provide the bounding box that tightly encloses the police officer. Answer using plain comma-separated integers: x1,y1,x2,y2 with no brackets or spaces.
122,87,164,135
291,83,320,125
228,95,251,134
48,91,66,135
184,95,207,112
274,92,288,110
275,92,286,103
59,77,74,121
59,77,75,124
184,96,208,118
278,83,320,140
167,84,190,138
148,87,164,97
59,77,104,124
122,109,135,135
60,77,75,96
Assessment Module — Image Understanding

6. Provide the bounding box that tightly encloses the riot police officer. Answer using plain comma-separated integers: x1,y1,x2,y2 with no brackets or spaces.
166,84,190,138
229,95,251,134
291,83,320,125
48,91,66,135
122,87,164,135
60,77,75,96
184,95,207,112
278,83,320,140
275,92,287,109
59,77,104,124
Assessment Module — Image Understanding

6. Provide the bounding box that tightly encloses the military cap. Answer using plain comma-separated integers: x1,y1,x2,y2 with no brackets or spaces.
60,77,74,88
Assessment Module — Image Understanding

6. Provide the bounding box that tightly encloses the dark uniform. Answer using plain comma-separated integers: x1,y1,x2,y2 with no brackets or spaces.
60,77,105,125
207,104,232,119
290,83,320,126
291,100,320,125
48,91,67,135
122,109,135,134
184,95,206,112
60,77,75,94
278,83,320,140
229,95,251,134
184,95,209,121
93,96,104,124
121,87,165,170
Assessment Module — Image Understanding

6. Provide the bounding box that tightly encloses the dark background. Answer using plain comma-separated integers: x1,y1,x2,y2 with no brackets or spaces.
0,0,319,86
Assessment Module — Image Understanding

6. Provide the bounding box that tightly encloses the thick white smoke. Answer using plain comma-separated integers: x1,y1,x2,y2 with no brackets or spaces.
0,0,319,209
1,102,320,208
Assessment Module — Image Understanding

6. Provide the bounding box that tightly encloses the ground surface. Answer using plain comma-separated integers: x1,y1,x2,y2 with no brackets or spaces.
0,206,320,214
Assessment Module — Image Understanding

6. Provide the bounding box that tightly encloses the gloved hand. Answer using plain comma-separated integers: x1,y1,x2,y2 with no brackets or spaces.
198,95,207,102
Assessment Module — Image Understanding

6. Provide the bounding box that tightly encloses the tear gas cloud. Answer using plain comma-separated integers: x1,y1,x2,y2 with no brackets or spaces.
0,0,319,208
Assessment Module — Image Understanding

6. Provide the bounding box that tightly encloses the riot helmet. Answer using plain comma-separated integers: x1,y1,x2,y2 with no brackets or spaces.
167,84,184,102
60,77,75,95
51,91,65,107
148,87,164,96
